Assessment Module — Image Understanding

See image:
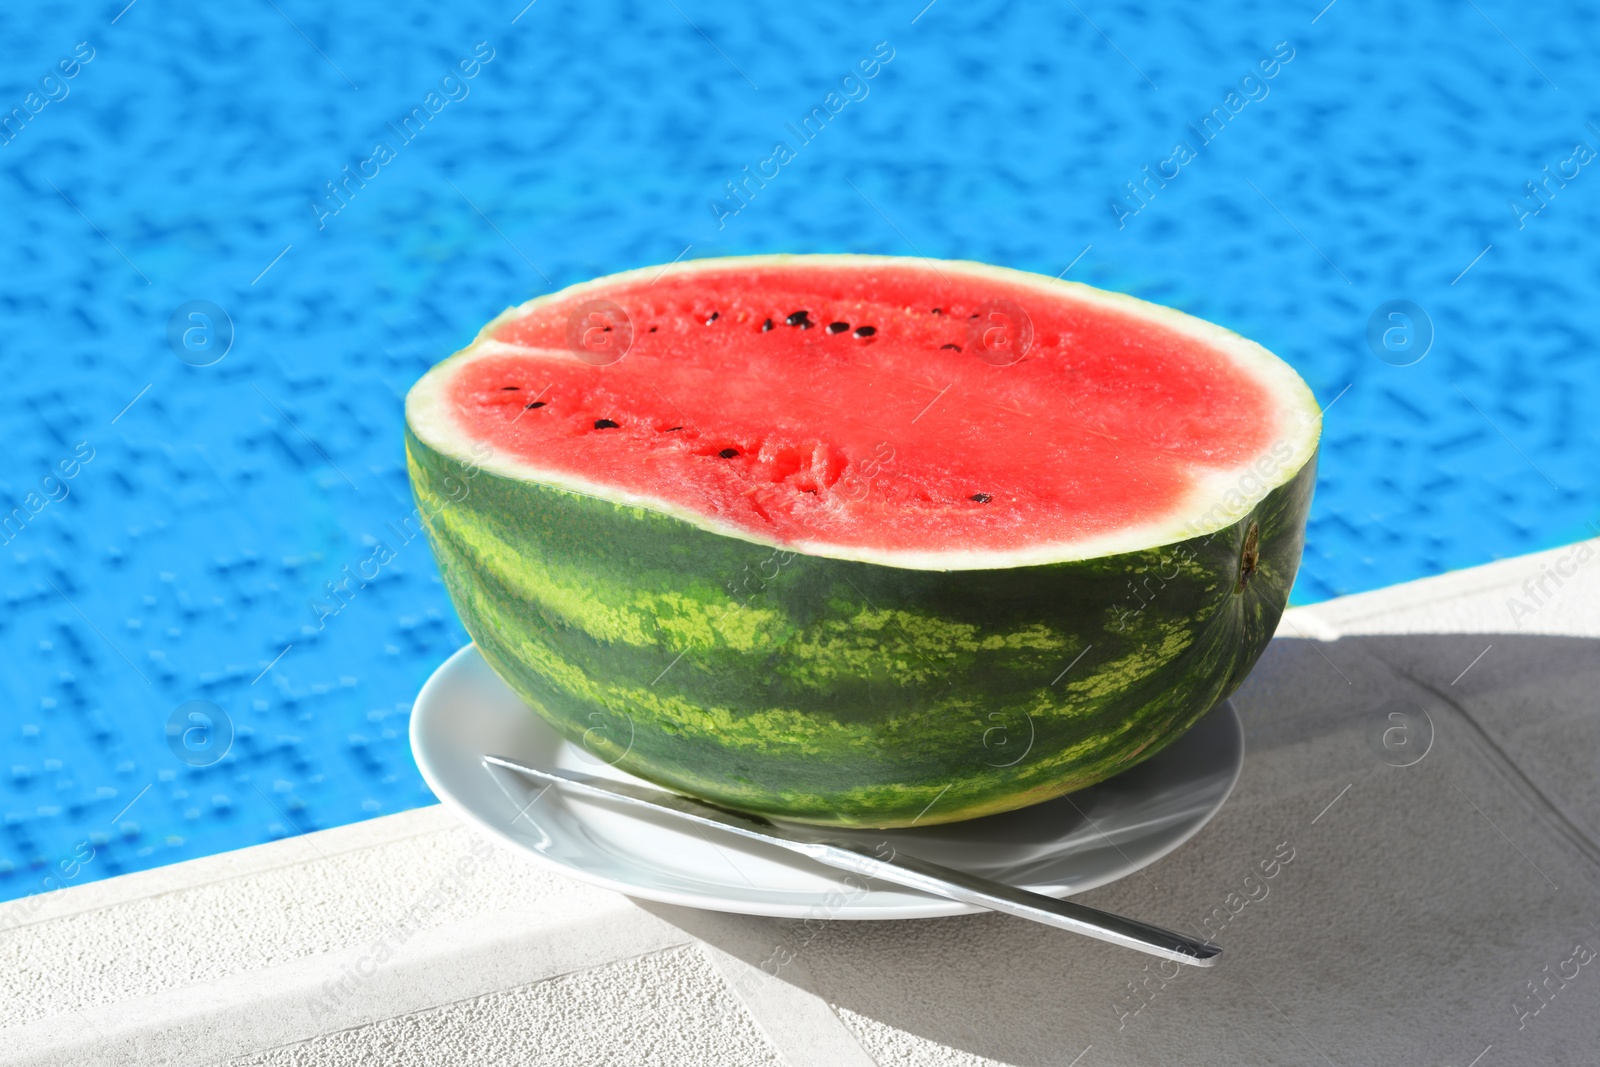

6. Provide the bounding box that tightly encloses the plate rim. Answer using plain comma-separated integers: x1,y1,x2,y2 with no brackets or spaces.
411,643,1243,920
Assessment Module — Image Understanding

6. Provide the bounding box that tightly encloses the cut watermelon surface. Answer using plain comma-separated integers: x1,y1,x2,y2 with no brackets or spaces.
406,256,1321,827
410,256,1320,569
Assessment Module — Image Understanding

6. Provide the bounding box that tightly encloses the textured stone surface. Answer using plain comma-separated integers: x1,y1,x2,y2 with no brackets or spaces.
220,947,785,1067
0,810,585,1030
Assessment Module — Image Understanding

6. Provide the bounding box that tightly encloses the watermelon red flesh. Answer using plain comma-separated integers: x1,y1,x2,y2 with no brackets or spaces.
441,259,1306,566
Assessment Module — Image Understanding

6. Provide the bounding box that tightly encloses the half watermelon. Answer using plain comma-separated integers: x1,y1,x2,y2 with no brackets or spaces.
406,255,1320,828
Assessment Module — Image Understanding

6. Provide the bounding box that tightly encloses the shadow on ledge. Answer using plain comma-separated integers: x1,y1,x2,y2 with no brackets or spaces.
638,631,1600,1067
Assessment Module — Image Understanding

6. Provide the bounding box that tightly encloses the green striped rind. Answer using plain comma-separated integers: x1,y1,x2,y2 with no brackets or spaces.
406,427,1317,828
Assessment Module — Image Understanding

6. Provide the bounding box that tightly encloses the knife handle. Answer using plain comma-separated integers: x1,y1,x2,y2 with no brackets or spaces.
796,838,1219,967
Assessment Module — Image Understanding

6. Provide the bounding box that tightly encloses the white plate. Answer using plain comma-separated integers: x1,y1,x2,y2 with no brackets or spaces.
411,644,1243,919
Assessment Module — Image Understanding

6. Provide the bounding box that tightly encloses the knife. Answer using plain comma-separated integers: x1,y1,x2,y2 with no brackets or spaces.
483,755,1219,967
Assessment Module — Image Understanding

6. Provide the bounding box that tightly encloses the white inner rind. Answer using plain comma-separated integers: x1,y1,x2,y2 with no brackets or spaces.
406,255,1322,571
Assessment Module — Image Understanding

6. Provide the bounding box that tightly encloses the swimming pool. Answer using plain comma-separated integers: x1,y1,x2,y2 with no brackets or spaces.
2,0,1595,904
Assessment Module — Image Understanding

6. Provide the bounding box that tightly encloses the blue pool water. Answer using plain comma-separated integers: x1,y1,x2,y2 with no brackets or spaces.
1,0,1596,903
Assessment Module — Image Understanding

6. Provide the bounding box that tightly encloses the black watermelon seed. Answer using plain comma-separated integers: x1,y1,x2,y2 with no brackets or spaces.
826,321,849,334
761,318,774,332
940,343,961,351
649,325,659,332
971,493,992,503
853,326,876,338
717,448,739,458
594,418,619,429
525,401,546,409
500,386,520,391
705,311,720,324
931,308,943,315
664,426,683,432
785,310,813,328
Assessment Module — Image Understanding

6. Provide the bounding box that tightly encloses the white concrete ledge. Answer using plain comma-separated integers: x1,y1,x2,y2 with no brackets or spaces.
6,542,1600,1066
